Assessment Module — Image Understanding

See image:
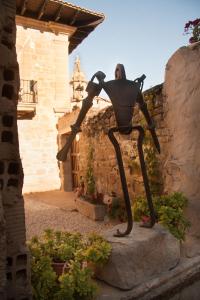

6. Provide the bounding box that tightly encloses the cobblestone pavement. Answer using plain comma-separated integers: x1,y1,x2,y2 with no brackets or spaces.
24,190,115,240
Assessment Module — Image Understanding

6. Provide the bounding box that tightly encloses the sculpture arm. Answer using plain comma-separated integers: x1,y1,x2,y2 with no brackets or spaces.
56,81,102,161
136,92,154,127
137,92,160,153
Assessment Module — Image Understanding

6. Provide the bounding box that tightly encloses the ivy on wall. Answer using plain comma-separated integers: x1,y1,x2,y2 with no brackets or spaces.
86,144,95,196
130,84,163,196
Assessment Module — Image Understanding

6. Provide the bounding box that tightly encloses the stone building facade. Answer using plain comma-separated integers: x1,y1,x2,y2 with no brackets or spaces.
15,0,104,194
16,18,72,193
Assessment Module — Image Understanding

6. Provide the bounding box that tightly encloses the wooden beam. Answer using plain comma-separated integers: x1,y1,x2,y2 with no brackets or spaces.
38,0,48,20
70,10,80,26
54,5,62,22
69,36,83,41
16,16,76,37
21,0,29,15
78,18,104,28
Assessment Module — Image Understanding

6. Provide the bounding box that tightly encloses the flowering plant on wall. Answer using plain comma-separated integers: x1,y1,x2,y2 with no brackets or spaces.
184,18,200,44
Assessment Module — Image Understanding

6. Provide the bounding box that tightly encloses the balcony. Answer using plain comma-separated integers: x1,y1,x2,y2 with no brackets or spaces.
17,79,37,119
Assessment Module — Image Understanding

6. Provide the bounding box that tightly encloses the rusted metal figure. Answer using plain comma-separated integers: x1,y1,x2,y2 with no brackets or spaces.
57,64,160,237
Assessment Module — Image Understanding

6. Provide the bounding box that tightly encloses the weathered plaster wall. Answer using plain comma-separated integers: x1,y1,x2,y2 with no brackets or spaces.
16,25,70,193
163,42,200,257
0,0,31,298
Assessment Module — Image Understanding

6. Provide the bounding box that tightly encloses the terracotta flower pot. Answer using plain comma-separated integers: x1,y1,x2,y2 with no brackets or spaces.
52,262,69,276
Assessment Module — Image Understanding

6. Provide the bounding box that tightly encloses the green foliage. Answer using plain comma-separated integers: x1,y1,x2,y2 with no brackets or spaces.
143,90,162,195
108,197,127,222
69,261,97,300
129,88,163,197
28,229,84,263
141,89,163,195
54,261,97,300
84,233,112,266
133,192,191,241
54,273,75,300
28,229,112,300
30,255,57,300
143,132,162,195
86,145,96,195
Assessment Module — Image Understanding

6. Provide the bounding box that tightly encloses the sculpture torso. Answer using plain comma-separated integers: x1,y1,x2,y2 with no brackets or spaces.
103,79,140,134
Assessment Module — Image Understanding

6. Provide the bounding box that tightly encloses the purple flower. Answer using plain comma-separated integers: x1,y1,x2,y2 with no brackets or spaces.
192,18,200,26
189,36,197,44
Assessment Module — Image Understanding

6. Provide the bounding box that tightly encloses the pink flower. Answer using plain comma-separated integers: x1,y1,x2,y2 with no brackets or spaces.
141,215,150,223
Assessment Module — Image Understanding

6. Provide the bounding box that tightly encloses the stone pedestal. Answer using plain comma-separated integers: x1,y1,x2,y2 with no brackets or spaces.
96,223,180,290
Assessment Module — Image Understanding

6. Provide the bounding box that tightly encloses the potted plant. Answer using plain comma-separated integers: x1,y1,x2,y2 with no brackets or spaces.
73,144,107,221
27,229,112,300
29,229,84,276
132,192,191,241
74,175,107,222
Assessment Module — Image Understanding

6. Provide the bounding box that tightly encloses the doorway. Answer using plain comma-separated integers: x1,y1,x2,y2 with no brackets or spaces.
59,133,73,191
71,137,80,189
59,134,80,191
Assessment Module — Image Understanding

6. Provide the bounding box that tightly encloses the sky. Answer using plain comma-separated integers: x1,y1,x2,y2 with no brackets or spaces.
68,0,199,92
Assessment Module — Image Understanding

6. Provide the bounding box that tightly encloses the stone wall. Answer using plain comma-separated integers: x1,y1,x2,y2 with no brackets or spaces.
58,83,167,201
0,0,31,299
163,42,200,257
16,25,70,193
79,85,166,201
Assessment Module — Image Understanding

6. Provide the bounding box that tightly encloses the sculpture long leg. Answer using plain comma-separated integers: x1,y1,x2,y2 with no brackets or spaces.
135,126,156,227
108,127,133,237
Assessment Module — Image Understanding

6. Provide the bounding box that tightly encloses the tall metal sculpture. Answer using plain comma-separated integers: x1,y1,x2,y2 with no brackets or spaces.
57,64,160,237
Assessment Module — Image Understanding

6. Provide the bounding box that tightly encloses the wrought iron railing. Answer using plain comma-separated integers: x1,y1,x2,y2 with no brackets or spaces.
18,79,37,104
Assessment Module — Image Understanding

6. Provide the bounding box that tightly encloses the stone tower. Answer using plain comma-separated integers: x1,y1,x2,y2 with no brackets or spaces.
70,56,87,104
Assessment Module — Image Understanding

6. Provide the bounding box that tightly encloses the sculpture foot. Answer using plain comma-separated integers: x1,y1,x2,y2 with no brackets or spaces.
140,221,153,228
114,229,127,237
140,217,156,228
113,226,132,237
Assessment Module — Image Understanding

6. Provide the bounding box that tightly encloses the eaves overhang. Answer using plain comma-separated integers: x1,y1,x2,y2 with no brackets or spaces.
16,0,105,53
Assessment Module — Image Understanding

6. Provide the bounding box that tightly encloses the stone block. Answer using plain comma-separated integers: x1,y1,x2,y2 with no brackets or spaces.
0,194,6,298
75,197,107,221
96,223,180,290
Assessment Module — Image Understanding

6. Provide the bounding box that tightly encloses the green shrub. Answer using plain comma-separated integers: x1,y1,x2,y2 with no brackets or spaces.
30,255,57,300
83,233,112,266
27,230,112,300
132,192,191,241
86,145,96,196
108,196,127,222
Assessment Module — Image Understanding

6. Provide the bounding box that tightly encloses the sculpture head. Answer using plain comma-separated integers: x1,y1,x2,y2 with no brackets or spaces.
115,64,126,79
